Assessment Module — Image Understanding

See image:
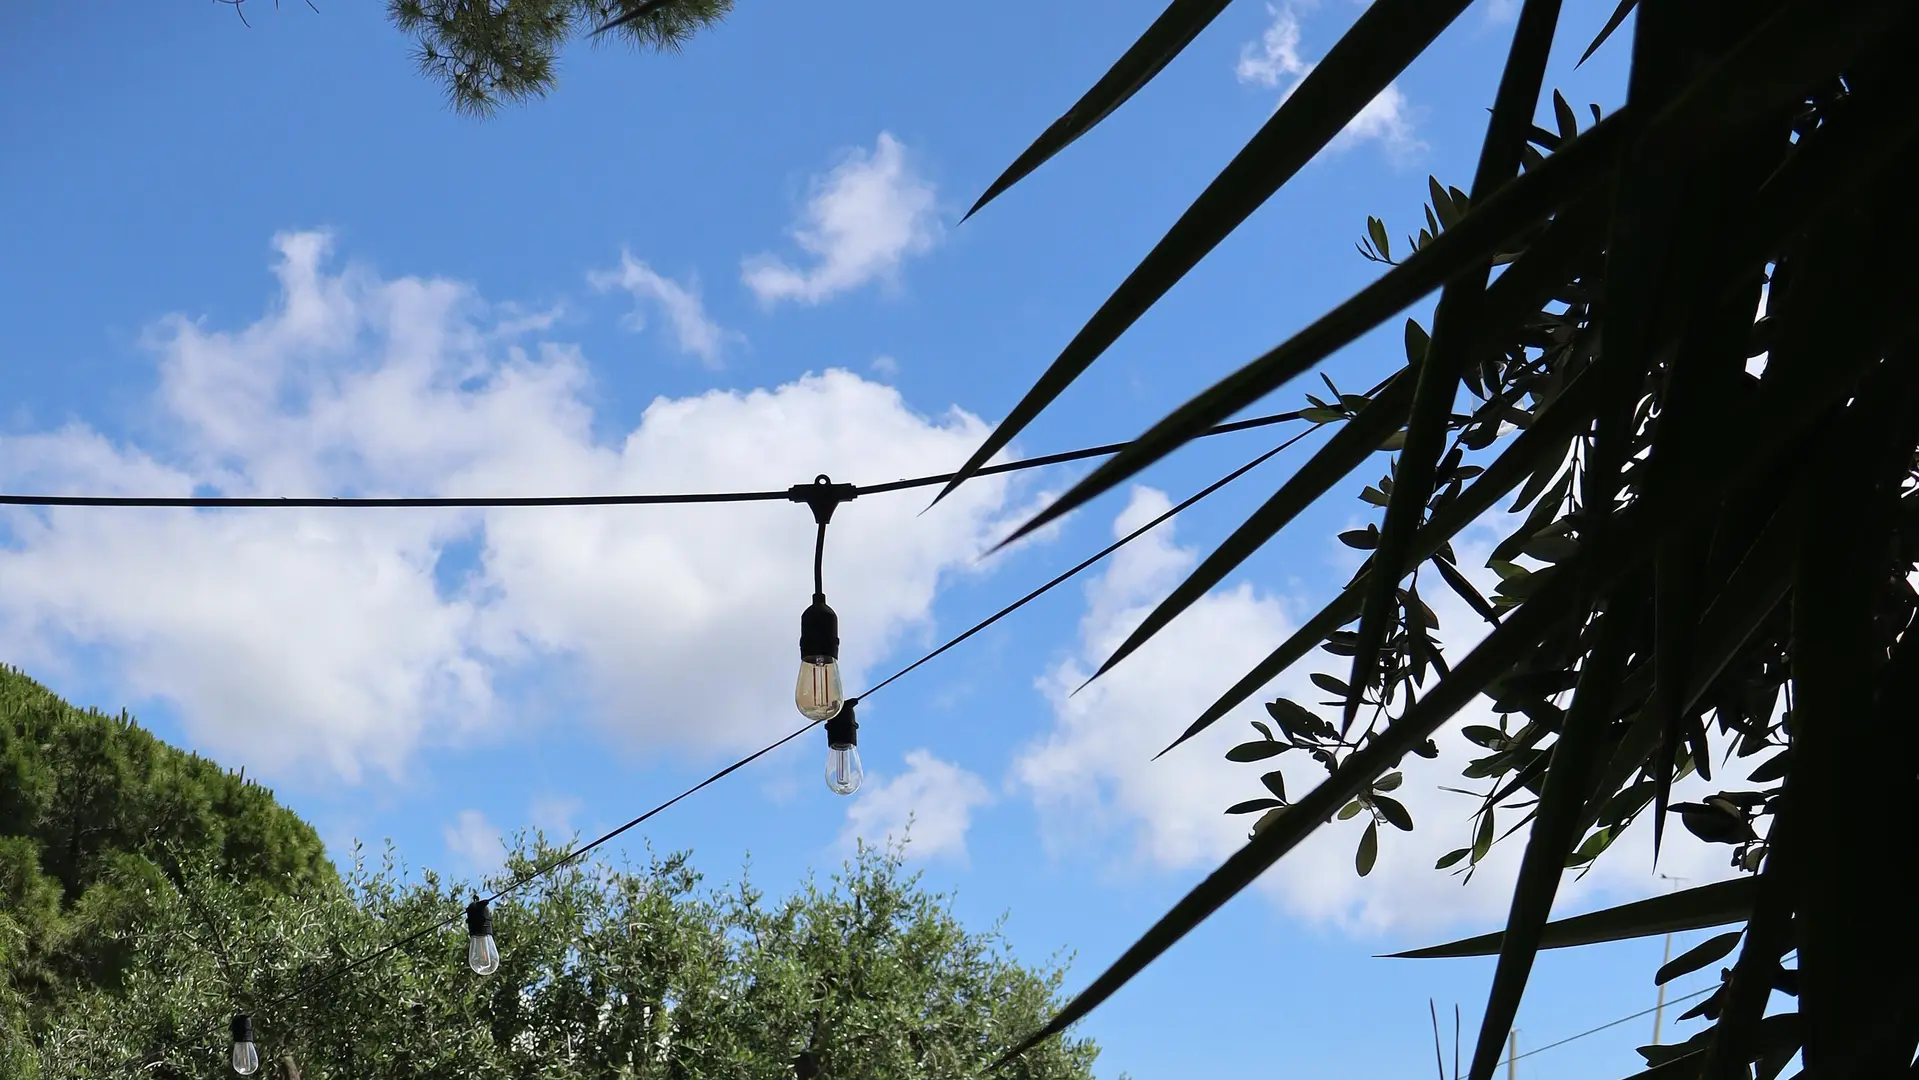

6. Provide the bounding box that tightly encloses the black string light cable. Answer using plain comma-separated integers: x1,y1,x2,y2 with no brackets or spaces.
174,426,1313,1068
860,421,1321,701
0,409,1304,509
1499,984,1716,1068
1408,983,1727,1080
1416,983,1719,1080
117,387,1409,1072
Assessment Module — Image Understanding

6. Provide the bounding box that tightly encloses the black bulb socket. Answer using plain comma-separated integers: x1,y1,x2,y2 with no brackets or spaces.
231,1014,254,1044
826,697,859,749
466,899,492,937
799,596,839,661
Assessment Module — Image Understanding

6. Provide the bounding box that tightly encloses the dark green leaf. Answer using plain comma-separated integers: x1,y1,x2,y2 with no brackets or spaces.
1405,317,1431,364
1746,750,1789,783
1368,216,1392,260
1356,821,1379,876
1565,825,1613,866
1552,90,1577,140
1265,698,1320,737
1463,725,1509,749
1472,807,1496,863
963,0,1234,219
1311,673,1351,696
1431,553,1501,624
1225,741,1285,763
1656,930,1744,986
1577,0,1636,66
1387,879,1757,958
1226,798,1285,815
1261,770,1288,801
1251,807,1287,836
1436,847,1471,869
1429,176,1461,230
1521,533,1580,562
1374,794,1414,831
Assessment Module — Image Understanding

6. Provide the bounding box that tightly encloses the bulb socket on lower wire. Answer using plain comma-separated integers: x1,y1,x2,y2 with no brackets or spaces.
824,697,863,796
229,1014,259,1076
466,898,500,976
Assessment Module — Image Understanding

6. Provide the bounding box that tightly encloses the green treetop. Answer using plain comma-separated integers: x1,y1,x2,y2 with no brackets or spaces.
0,666,334,1023
383,0,734,117
38,838,1105,1080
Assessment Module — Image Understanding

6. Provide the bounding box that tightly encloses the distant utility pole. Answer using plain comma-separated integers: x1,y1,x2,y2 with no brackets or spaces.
1507,1030,1519,1080
1652,874,1688,1045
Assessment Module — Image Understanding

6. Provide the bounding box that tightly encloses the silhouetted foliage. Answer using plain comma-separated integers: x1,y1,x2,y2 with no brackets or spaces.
955,1,1919,1076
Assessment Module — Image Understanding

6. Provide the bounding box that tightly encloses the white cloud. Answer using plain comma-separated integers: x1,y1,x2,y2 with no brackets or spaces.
529,794,585,838
1016,486,1749,936
742,133,941,307
589,251,736,367
1236,1,1311,86
1237,2,1423,162
870,355,899,378
841,747,992,861
444,809,504,873
0,231,1031,784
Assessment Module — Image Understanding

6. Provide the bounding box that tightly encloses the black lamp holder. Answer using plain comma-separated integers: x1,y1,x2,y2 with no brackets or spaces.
791,475,858,659
466,899,492,937
826,697,859,748
231,1014,254,1044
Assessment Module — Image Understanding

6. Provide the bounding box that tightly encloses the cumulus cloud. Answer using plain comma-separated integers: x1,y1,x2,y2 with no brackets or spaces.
1015,486,1749,936
841,747,993,861
1237,2,1422,162
742,133,941,306
444,809,504,873
590,251,737,367
0,231,1029,784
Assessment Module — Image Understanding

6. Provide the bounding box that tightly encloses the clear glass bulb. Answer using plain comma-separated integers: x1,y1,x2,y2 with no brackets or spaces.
825,743,863,796
795,656,844,721
468,931,500,976
231,1041,260,1076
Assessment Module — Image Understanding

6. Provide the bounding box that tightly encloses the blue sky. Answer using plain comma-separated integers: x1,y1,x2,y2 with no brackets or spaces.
1,2,1749,1075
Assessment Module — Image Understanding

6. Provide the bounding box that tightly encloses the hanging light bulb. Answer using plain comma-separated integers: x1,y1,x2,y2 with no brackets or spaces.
229,1015,259,1076
824,697,863,796
466,899,500,976
796,595,845,721
788,474,857,723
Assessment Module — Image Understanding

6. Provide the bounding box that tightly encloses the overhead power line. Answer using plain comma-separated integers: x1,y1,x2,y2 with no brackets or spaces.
1507,984,1716,1065
0,409,1302,509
